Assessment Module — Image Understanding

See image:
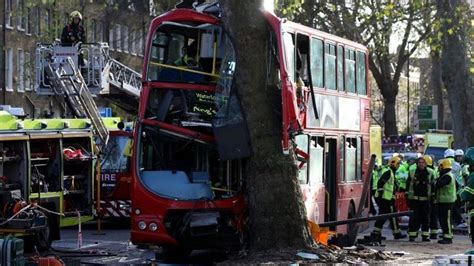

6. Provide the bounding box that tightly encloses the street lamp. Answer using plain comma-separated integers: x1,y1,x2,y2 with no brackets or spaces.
406,45,410,134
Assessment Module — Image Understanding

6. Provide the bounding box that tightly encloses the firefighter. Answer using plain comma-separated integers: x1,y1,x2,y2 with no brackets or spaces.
435,158,457,244
395,153,409,192
370,163,381,215
61,11,86,45
459,147,474,244
424,155,440,239
445,149,465,227
455,149,470,183
406,156,434,241
371,156,407,241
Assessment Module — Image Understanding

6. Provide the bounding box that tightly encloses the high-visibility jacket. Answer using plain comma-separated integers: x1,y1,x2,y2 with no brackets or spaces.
407,167,433,201
371,167,380,192
435,172,456,204
396,162,409,190
376,167,396,200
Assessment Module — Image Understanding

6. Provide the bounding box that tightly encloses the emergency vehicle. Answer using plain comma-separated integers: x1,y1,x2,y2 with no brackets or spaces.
0,112,96,250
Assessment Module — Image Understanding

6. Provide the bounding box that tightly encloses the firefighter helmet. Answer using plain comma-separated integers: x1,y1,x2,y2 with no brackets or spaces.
423,155,433,166
389,156,401,168
439,158,452,171
70,11,82,21
444,149,455,158
464,147,474,166
455,149,464,156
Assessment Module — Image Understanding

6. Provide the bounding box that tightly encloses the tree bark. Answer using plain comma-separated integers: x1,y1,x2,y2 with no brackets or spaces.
220,1,312,251
439,0,474,148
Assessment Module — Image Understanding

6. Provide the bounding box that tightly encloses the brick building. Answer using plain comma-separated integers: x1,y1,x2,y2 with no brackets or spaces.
0,0,169,118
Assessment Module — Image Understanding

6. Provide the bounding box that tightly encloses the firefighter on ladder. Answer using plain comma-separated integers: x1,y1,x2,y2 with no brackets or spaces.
435,158,457,244
459,147,474,244
61,11,86,45
371,156,407,241
406,156,434,242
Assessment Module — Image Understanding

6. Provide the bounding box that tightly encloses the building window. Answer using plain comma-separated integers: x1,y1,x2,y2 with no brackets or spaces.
90,19,96,42
138,29,144,56
109,26,114,50
122,25,129,53
6,48,13,92
17,0,26,31
35,7,41,36
44,9,51,37
5,0,13,28
96,20,104,42
25,7,31,34
17,49,25,92
130,30,136,55
115,24,122,51
25,52,32,91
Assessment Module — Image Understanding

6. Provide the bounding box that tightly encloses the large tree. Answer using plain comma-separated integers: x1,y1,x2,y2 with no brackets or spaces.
219,0,312,251
438,0,473,148
280,0,435,136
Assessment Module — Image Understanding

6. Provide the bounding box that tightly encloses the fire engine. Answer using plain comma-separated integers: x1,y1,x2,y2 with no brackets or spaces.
0,37,141,249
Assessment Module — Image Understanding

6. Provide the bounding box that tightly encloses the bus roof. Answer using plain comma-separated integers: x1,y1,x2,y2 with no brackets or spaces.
263,10,368,52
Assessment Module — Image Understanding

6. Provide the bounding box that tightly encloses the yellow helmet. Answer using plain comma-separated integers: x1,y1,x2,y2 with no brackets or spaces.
423,155,433,166
389,156,401,168
439,159,452,171
70,11,82,21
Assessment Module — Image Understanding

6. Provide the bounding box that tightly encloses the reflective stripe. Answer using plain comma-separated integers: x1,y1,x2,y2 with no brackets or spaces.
408,231,418,237
446,209,453,238
421,231,430,237
412,196,429,201
373,227,382,232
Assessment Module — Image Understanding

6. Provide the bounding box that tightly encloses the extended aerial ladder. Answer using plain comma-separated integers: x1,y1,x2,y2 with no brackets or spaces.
45,57,110,146
35,42,142,147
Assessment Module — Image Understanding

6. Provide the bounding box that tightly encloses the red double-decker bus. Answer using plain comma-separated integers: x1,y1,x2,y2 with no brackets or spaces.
131,4,370,251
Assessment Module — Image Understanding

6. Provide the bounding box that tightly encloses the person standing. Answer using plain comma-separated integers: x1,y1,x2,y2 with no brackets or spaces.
61,11,86,45
406,157,434,242
424,155,440,239
371,156,407,242
435,159,457,244
459,147,474,244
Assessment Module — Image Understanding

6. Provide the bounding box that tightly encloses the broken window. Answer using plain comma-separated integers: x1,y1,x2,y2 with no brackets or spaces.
212,35,252,160
138,125,242,200
101,135,129,172
146,22,227,84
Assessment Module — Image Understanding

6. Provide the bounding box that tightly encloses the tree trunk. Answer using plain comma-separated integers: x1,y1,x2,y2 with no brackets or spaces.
220,1,312,251
440,0,474,148
378,77,399,136
429,51,444,129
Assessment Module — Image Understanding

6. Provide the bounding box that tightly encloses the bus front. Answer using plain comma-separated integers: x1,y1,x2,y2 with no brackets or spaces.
131,9,247,251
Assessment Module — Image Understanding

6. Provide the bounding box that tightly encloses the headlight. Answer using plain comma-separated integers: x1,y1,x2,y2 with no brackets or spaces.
135,209,141,215
138,221,147,230
149,222,158,231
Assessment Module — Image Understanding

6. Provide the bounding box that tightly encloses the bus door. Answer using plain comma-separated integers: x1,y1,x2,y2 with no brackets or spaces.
324,138,337,223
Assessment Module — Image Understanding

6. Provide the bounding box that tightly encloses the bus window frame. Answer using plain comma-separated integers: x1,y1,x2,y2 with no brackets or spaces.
324,41,337,91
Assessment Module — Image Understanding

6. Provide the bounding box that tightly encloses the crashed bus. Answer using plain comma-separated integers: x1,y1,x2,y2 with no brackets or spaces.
131,3,370,252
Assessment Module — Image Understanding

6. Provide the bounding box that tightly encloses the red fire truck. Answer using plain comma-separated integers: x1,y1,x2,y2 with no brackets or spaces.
98,118,133,219
131,2,370,252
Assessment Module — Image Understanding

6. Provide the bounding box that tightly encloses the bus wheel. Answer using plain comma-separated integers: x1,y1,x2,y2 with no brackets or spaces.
35,216,53,251
347,203,356,234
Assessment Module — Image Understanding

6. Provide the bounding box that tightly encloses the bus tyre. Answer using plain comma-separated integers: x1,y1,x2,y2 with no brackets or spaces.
347,203,356,235
35,216,53,251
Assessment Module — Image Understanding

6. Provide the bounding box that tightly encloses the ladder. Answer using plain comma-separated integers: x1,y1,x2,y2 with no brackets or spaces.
46,57,109,147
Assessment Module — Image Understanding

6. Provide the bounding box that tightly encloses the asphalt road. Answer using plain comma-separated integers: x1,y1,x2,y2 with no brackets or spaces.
43,220,227,265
